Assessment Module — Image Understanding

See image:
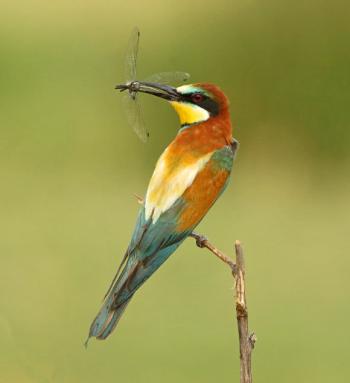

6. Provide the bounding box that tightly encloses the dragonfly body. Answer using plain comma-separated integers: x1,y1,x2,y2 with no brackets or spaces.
87,82,237,342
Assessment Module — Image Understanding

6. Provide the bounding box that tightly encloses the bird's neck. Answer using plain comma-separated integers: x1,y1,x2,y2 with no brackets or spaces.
170,110,232,157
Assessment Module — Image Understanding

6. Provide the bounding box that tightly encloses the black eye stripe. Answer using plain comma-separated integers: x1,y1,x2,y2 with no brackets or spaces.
180,93,219,116
199,97,219,116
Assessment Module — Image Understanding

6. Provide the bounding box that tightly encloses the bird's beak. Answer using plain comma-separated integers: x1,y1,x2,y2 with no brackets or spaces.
115,82,181,102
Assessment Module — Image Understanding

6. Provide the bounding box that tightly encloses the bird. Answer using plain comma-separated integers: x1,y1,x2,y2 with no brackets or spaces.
87,82,238,343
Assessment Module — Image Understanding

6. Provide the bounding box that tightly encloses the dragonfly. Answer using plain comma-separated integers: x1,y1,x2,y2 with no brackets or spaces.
115,27,190,142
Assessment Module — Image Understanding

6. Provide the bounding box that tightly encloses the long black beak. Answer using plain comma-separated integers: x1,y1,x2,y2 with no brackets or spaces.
115,81,180,101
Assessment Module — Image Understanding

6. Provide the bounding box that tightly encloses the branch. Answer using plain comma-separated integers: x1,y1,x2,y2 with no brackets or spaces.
190,233,256,383
190,233,236,272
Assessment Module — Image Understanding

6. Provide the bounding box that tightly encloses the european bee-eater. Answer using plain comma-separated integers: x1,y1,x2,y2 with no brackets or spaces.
87,82,237,342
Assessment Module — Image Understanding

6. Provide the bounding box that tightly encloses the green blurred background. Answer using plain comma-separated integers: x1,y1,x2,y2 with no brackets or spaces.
1,0,349,382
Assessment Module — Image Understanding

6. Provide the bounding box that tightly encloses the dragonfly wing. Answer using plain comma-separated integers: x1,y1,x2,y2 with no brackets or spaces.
122,92,149,143
125,27,140,82
143,71,190,85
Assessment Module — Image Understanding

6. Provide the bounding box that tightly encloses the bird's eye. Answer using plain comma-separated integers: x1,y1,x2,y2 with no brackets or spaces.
191,93,204,103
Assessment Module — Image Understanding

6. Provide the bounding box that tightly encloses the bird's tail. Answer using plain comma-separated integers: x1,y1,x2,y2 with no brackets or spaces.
85,256,136,345
86,291,133,346
85,240,183,345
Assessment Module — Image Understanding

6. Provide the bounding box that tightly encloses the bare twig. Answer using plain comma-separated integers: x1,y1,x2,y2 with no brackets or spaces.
133,193,144,205
190,234,256,383
190,232,236,272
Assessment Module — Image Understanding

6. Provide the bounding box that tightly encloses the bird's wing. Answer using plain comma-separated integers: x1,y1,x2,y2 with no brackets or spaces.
112,145,235,305
144,148,213,224
170,145,235,233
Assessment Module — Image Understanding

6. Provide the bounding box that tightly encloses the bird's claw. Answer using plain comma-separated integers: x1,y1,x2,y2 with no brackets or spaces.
191,232,208,248
230,138,240,155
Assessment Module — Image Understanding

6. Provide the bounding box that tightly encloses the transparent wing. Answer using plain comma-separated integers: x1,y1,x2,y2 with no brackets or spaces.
143,71,190,84
125,27,140,82
121,92,149,143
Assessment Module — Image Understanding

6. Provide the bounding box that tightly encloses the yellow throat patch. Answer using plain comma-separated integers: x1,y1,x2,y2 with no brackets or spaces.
170,101,210,126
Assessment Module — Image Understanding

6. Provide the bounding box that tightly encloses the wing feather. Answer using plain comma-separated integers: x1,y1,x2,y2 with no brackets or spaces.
145,149,213,222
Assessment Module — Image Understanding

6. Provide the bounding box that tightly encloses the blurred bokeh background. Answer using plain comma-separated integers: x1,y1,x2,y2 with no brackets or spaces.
1,0,349,382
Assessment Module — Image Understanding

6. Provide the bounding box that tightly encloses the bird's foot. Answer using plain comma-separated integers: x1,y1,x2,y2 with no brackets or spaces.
190,232,208,248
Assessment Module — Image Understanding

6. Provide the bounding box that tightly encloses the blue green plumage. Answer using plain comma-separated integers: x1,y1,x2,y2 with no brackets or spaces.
87,201,190,341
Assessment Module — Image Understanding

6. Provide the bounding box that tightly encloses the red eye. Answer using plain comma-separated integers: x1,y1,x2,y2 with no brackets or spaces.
191,93,204,103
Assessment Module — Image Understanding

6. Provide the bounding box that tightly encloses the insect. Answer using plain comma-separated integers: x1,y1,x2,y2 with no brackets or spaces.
115,27,190,142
